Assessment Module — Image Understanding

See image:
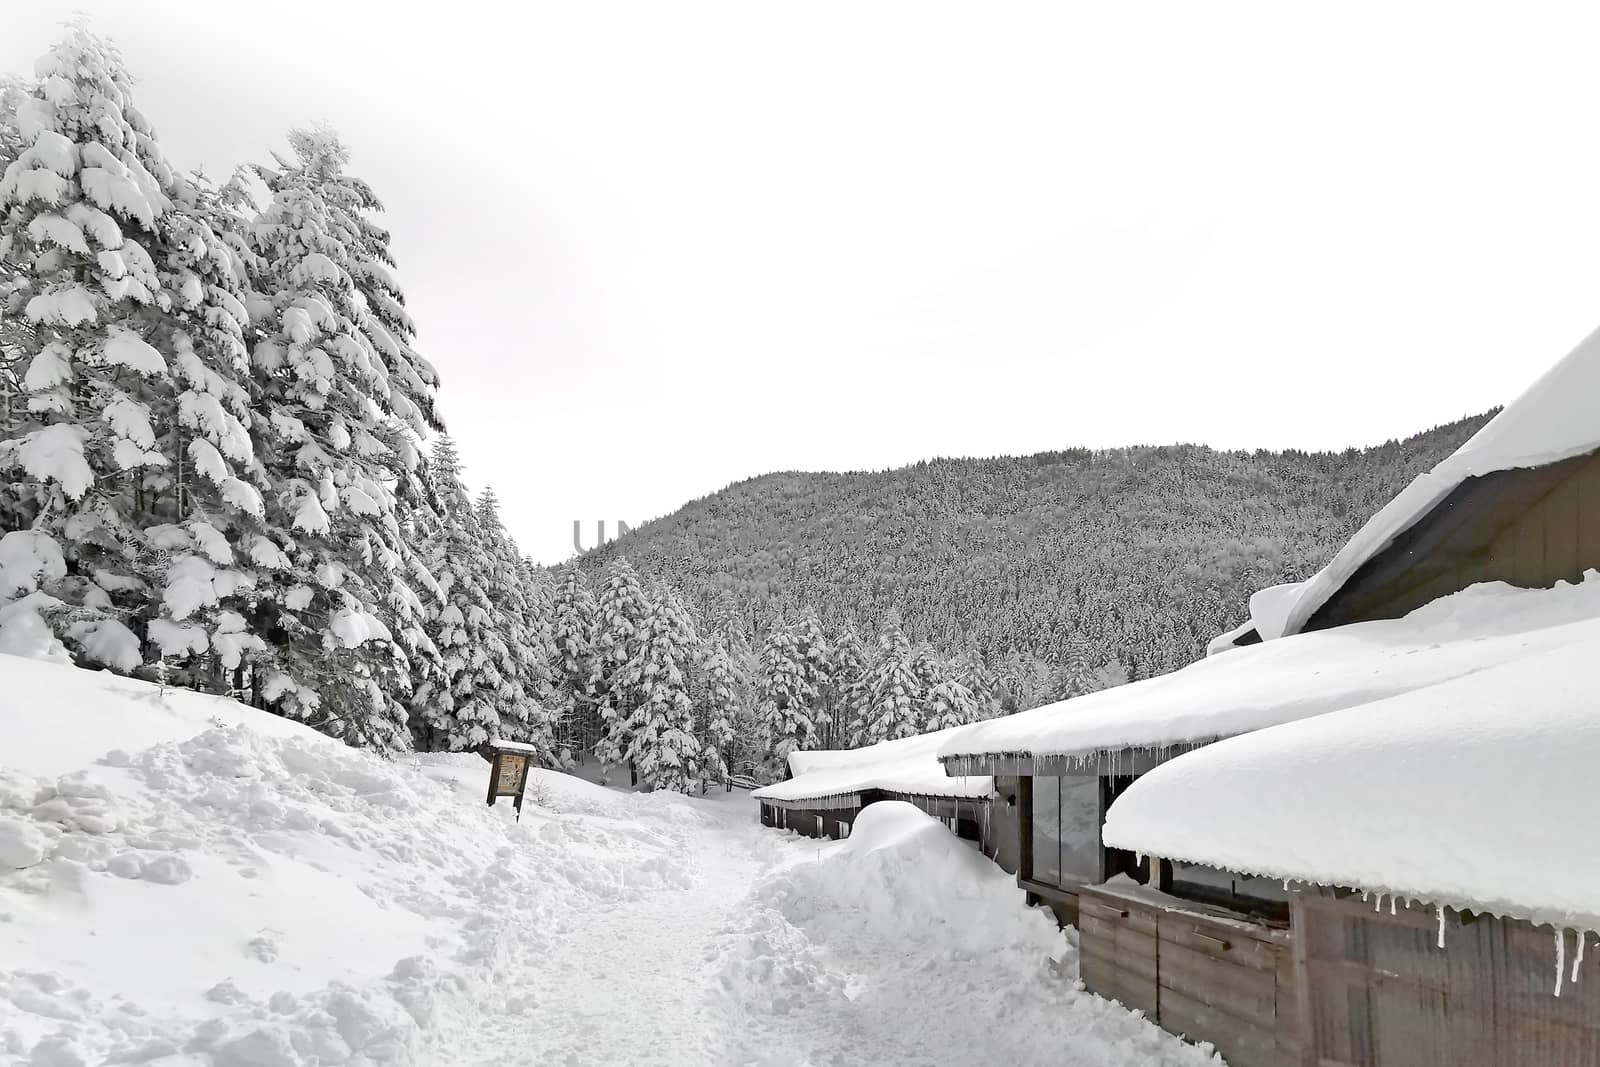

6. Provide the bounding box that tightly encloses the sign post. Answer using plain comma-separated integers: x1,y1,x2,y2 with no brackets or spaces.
486,740,536,820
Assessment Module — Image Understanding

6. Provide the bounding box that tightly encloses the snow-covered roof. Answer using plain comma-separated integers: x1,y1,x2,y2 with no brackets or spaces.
754,727,993,805
1245,324,1600,644
939,574,1600,766
1101,634,1600,934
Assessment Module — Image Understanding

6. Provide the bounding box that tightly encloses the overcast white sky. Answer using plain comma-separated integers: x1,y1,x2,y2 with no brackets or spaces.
8,1,1600,562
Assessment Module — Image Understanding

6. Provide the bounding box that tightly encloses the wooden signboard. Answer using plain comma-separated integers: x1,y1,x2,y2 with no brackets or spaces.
486,745,533,818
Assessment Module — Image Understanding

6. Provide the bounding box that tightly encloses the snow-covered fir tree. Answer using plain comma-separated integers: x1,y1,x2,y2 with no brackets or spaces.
475,486,554,755
622,583,701,792
695,623,744,786
242,124,441,751
549,564,598,757
853,610,925,745
0,26,269,685
590,557,648,769
925,675,979,731
819,621,867,748
759,620,816,764
409,436,503,749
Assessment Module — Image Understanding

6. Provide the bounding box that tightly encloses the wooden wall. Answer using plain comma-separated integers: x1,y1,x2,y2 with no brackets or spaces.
1078,884,1301,1067
1312,449,1600,629
1294,893,1600,1067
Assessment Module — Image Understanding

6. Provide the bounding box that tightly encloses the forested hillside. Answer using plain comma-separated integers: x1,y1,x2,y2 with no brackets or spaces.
582,415,1492,683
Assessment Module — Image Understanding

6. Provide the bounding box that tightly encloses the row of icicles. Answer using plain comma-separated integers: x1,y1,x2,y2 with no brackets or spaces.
1360,889,1590,997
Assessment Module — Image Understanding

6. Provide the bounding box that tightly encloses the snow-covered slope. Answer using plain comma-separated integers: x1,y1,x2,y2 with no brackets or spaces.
0,654,705,1065
1102,636,1600,936
755,726,992,804
940,576,1600,765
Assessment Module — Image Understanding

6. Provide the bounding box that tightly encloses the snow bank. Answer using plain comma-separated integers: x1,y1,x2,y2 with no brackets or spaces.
714,801,1219,1065
0,651,705,1066
755,725,992,804
1103,638,1600,934
1251,324,1600,642
940,575,1600,764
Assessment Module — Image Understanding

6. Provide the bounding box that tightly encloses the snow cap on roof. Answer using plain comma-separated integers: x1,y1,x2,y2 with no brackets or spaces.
755,726,992,805
1250,324,1600,643
939,574,1600,764
1102,629,1600,934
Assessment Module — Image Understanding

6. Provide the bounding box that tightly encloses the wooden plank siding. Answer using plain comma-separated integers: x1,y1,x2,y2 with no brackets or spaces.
1078,884,1302,1067
1309,448,1600,631
1294,893,1600,1067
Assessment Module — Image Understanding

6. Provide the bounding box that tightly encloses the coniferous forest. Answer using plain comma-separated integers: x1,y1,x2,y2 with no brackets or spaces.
0,27,1490,790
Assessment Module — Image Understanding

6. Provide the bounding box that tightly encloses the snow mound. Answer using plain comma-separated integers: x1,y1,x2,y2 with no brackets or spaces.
714,802,1220,1066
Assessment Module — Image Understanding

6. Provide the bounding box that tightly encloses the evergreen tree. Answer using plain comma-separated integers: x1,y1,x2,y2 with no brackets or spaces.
411,436,501,749
820,621,867,749
242,124,442,751
0,26,268,685
759,620,816,764
622,584,701,792
549,564,598,757
475,486,553,755
926,676,979,731
590,557,648,770
854,611,924,745
697,624,744,787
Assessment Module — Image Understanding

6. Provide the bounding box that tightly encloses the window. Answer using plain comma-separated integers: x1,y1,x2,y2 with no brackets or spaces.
1166,861,1291,921
1027,775,1102,888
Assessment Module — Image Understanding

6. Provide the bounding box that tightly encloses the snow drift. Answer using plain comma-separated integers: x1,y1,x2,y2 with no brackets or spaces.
715,801,1220,1066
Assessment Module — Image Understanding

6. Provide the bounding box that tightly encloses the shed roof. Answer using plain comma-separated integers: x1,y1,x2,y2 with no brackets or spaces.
1100,627,1600,933
1239,324,1600,645
755,726,993,806
938,575,1600,768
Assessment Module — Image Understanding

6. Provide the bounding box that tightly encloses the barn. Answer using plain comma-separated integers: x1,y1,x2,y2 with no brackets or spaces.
752,727,998,859
939,325,1600,1066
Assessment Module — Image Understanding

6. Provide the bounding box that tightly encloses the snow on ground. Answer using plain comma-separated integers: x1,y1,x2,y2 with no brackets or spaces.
2,654,1214,1066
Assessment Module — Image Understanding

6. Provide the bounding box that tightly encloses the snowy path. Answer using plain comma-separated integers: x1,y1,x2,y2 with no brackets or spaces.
449,790,796,1066
445,789,1217,1067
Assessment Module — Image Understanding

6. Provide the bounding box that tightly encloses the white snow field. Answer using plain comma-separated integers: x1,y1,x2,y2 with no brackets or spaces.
0,653,1217,1067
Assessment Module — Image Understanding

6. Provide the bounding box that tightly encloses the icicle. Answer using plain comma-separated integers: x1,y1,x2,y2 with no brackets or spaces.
1437,905,1447,949
1555,928,1567,997
1373,892,1384,913
1283,879,1290,891
1572,933,1587,984
1390,896,1397,916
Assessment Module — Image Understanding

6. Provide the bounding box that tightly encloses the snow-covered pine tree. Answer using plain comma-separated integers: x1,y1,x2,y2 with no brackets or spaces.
622,583,701,792
549,564,598,757
820,621,867,748
758,620,816,766
925,675,979,731
0,27,269,684
793,607,832,742
853,610,925,745
475,486,554,755
408,436,503,749
590,557,649,771
952,648,1004,720
243,124,441,751
695,624,743,787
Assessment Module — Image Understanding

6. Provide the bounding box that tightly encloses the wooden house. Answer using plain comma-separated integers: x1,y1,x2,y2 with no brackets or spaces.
1104,633,1600,1067
753,726,998,859
939,327,1600,1066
